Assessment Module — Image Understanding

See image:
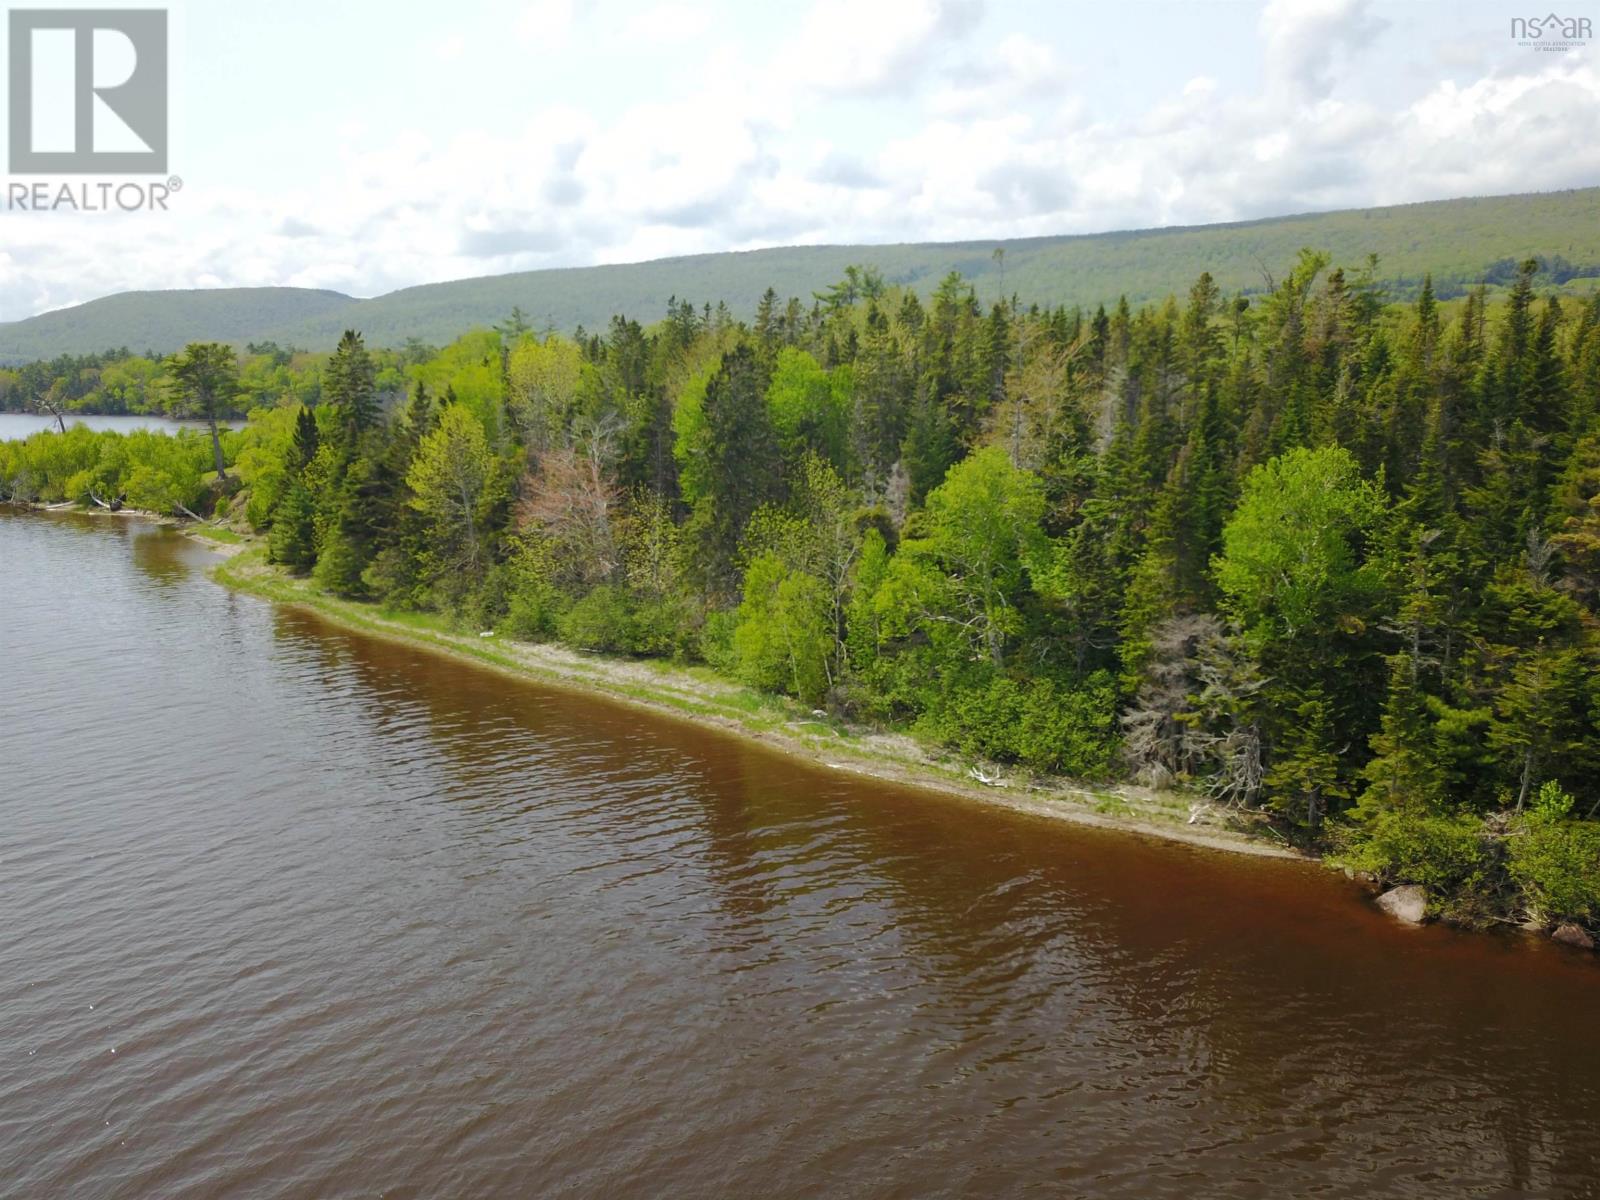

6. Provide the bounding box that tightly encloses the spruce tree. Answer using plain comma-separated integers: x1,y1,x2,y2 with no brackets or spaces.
324,329,378,441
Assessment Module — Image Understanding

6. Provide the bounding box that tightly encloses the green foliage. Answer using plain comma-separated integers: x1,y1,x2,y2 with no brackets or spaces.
766,347,848,471
233,404,301,529
731,553,832,704
1357,656,1448,816
845,526,890,670
11,232,1600,929
167,342,240,476
700,608,740,677
1263,686,1350,835
268,480,316,571
670,359,718,510
324,330,379,440
0,424,212,511
1486,641,1591,811
557,584,636,653
507,335,588,449
407,403,494,587
626,592,700,659
503,534,565,640
1339,807,1489,893
311,525,368,595
1507,784,1600,922
123,459,201,516
1533,778,1577,821
686,344,782,590
1215,446,1385,646
916,668,1118,777
410,330,504,435
881,445,1048,666
548,581,700,659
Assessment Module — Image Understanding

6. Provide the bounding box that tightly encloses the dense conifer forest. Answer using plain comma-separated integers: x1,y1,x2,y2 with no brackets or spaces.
7,253,1600,928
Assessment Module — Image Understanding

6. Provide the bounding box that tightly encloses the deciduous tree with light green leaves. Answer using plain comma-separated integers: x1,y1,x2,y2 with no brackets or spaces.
877,445,1048,666
407,404,494,588
732,552,833,704
1214,445,1386,647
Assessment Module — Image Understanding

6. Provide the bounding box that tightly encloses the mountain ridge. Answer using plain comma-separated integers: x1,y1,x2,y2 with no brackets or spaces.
3,186,1597,361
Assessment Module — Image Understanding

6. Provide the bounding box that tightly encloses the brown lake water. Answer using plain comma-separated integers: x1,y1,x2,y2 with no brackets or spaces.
3,507,1599,1198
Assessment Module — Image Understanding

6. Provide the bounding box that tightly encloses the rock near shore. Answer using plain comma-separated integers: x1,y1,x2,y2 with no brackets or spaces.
1377,885,1428,925
1552,922,1595,951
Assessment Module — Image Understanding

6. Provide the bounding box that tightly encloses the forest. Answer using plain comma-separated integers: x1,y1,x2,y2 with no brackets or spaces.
5,254,1600,930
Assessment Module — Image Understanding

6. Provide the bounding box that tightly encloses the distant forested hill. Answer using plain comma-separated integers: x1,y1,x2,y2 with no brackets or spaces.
2,187,1596,360
0,287,358,361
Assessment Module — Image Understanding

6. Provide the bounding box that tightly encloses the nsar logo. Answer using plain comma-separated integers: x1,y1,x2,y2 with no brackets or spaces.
1510,12,1593,51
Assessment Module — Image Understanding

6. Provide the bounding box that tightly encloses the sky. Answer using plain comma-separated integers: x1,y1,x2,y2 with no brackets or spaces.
0,0,1597,321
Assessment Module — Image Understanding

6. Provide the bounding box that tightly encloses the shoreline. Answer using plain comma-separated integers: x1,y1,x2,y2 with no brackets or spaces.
195,533,1305,864
20,506,1596,953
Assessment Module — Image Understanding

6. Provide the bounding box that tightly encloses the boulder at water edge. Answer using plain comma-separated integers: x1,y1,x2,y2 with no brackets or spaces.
1377,885,1428,925
1552,922,1595,951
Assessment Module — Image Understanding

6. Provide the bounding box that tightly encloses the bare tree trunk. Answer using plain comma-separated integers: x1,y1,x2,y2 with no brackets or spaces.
208,413,228,480
32,396,67,433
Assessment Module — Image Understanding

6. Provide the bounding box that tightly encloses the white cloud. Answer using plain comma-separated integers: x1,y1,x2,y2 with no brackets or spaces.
1260,0,1388,101
929,33,1070,117
775,0,982,97
5,0,1600,324
621,3,712,44
516,0,575,46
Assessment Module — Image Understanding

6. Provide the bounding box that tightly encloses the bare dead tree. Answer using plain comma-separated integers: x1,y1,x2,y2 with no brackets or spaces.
518,426,622,588
30,383,69,433
1122,612,1268,810
1525,526,1555,589
1121,613,1221,787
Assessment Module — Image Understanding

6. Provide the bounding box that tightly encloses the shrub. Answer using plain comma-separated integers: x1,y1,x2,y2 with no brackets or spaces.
503,537,565,640
244,467,288,530
628,593,699,659
916,669,1119,777
311,530,367,596
1337,806,1489,892
557,584,634,653
1014,672,1119,776
1507,785,1600,923
701,608,739,675
458,563,510,631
